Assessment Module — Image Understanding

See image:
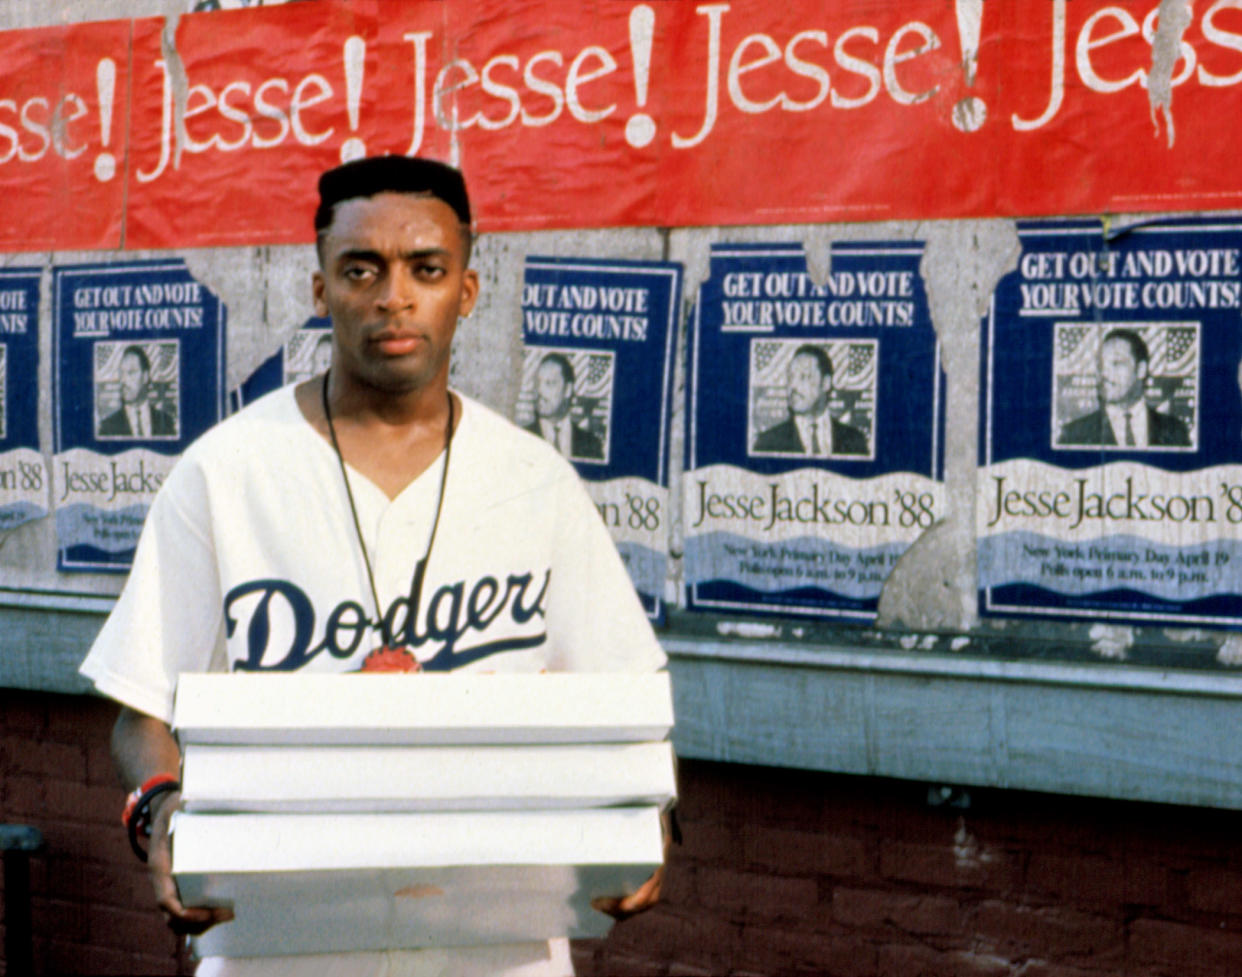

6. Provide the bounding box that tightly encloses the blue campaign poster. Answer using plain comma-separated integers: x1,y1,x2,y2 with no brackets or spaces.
231,317,332,410
53,260,226,572
0,269,46,532
686,242,945,621
518,256,682,618
980,218,1242,626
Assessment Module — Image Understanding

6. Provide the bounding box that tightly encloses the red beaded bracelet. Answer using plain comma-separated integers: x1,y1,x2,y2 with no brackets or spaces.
122,773,181,862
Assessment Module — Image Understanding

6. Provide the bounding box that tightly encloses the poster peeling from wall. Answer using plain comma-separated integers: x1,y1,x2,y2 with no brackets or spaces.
686,242,945,621
0,269,45,532
231,316,332,410
979,219,1242,625
518,256,681,618
53,260,226,572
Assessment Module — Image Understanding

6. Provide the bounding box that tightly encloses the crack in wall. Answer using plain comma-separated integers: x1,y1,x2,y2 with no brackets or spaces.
876,221,1021,631
1149,0,1195,148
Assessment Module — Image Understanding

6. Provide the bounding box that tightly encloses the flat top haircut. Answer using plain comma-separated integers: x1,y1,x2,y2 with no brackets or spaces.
540,351,575,385
121,344,151,374
314,155,473,263
1102,328,1149,366
793,343,833,379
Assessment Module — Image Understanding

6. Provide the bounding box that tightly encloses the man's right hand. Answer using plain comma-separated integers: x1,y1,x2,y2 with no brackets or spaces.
112,706,234,937
144,787,234,936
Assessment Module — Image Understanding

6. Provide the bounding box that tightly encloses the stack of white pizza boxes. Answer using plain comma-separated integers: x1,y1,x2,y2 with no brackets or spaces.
170,673,675,958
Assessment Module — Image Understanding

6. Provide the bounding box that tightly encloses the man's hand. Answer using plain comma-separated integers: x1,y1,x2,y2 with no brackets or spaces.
590,864,664,921
144,788,233,936
112,706,233,936
590,808,674,922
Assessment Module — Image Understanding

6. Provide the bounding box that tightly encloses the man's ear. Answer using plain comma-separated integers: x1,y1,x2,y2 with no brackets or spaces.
312,270,328,318
1138,360,1149,382
459,268,479,319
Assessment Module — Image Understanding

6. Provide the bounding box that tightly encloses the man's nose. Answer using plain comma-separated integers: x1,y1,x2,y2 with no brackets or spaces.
376,267,415,311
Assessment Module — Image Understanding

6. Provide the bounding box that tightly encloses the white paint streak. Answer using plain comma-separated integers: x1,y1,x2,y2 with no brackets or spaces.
1088,623,1135,660
1217,634,1242,666
953,817,993,870
1149,0,1195,147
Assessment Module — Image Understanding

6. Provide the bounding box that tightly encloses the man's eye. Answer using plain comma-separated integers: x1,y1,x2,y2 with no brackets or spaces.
416,264,447,279
343,266,375,281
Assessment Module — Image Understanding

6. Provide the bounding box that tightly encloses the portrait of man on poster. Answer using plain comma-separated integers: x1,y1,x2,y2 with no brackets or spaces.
97,342,178,440
524,350,607,462
752,342,869,457
1057,327,1192,449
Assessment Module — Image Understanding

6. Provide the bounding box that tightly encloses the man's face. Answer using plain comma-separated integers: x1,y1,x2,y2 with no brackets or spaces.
536,360,571,419
119,352,149,405
312,192,478,395
1099,337,1146,406
788,352,830,415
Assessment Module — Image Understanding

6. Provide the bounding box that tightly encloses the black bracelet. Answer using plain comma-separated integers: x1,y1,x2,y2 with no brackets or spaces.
126,780,181,863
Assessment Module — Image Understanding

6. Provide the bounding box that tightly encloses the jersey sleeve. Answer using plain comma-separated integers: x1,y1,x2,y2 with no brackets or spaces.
542,467,666,674
78,455,225,724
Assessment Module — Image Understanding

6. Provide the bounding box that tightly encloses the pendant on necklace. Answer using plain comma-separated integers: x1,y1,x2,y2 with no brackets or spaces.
359,645,423,673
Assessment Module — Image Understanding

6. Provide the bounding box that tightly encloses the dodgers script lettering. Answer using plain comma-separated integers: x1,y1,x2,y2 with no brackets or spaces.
224,557,552,672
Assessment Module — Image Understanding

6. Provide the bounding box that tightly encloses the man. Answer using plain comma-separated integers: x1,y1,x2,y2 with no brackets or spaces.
1059,328,1191,448
98,344,176,438
525,352,605,461
80,156,664,976
752,343,868,456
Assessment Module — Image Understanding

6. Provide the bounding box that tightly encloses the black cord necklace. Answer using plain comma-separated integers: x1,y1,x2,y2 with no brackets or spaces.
321,371,453,658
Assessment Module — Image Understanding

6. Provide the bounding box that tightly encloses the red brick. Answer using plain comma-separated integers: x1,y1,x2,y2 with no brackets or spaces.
1122,858,1170,909
1027,853,1127,906
42,777,126,824
973,901,1122,962
591,948,669,976
1185,865,1242,916
742,824,870,878
880,840,1020,892
132,950,182,976
1015,961,1109,977
695,866,822,921
3,697,47,735
37,817,134,867
877,944,1013,977
608,905,739,968
88,738,123,787
1129,917,1242,975
1,735,87,779
3,774,44,818
88,903,176,952
676,761,825,829
832,888,962,937
77,861,158,911
737,925,878,977
666,964,716,977
569,938,602,975
674,816,738,864
47,939,144,977
30,897,90,943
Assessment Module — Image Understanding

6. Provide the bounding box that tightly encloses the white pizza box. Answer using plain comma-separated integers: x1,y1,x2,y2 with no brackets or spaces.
173,673,673,746
180,741,677,813
174,807,663,957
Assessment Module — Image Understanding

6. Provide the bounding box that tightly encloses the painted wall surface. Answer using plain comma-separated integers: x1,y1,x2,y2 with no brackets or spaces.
3,2,1242,680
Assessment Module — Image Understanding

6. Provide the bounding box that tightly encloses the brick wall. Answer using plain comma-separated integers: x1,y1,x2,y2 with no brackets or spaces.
4,688,1242,976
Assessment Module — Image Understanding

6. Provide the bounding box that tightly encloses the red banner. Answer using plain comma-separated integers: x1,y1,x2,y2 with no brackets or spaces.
2,0,1242,251
0,20,131,250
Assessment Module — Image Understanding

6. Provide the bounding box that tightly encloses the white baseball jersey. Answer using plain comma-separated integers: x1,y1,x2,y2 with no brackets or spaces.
81,384,666,977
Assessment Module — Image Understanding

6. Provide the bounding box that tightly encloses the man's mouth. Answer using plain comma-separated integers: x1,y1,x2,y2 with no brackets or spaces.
371,331,423,356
